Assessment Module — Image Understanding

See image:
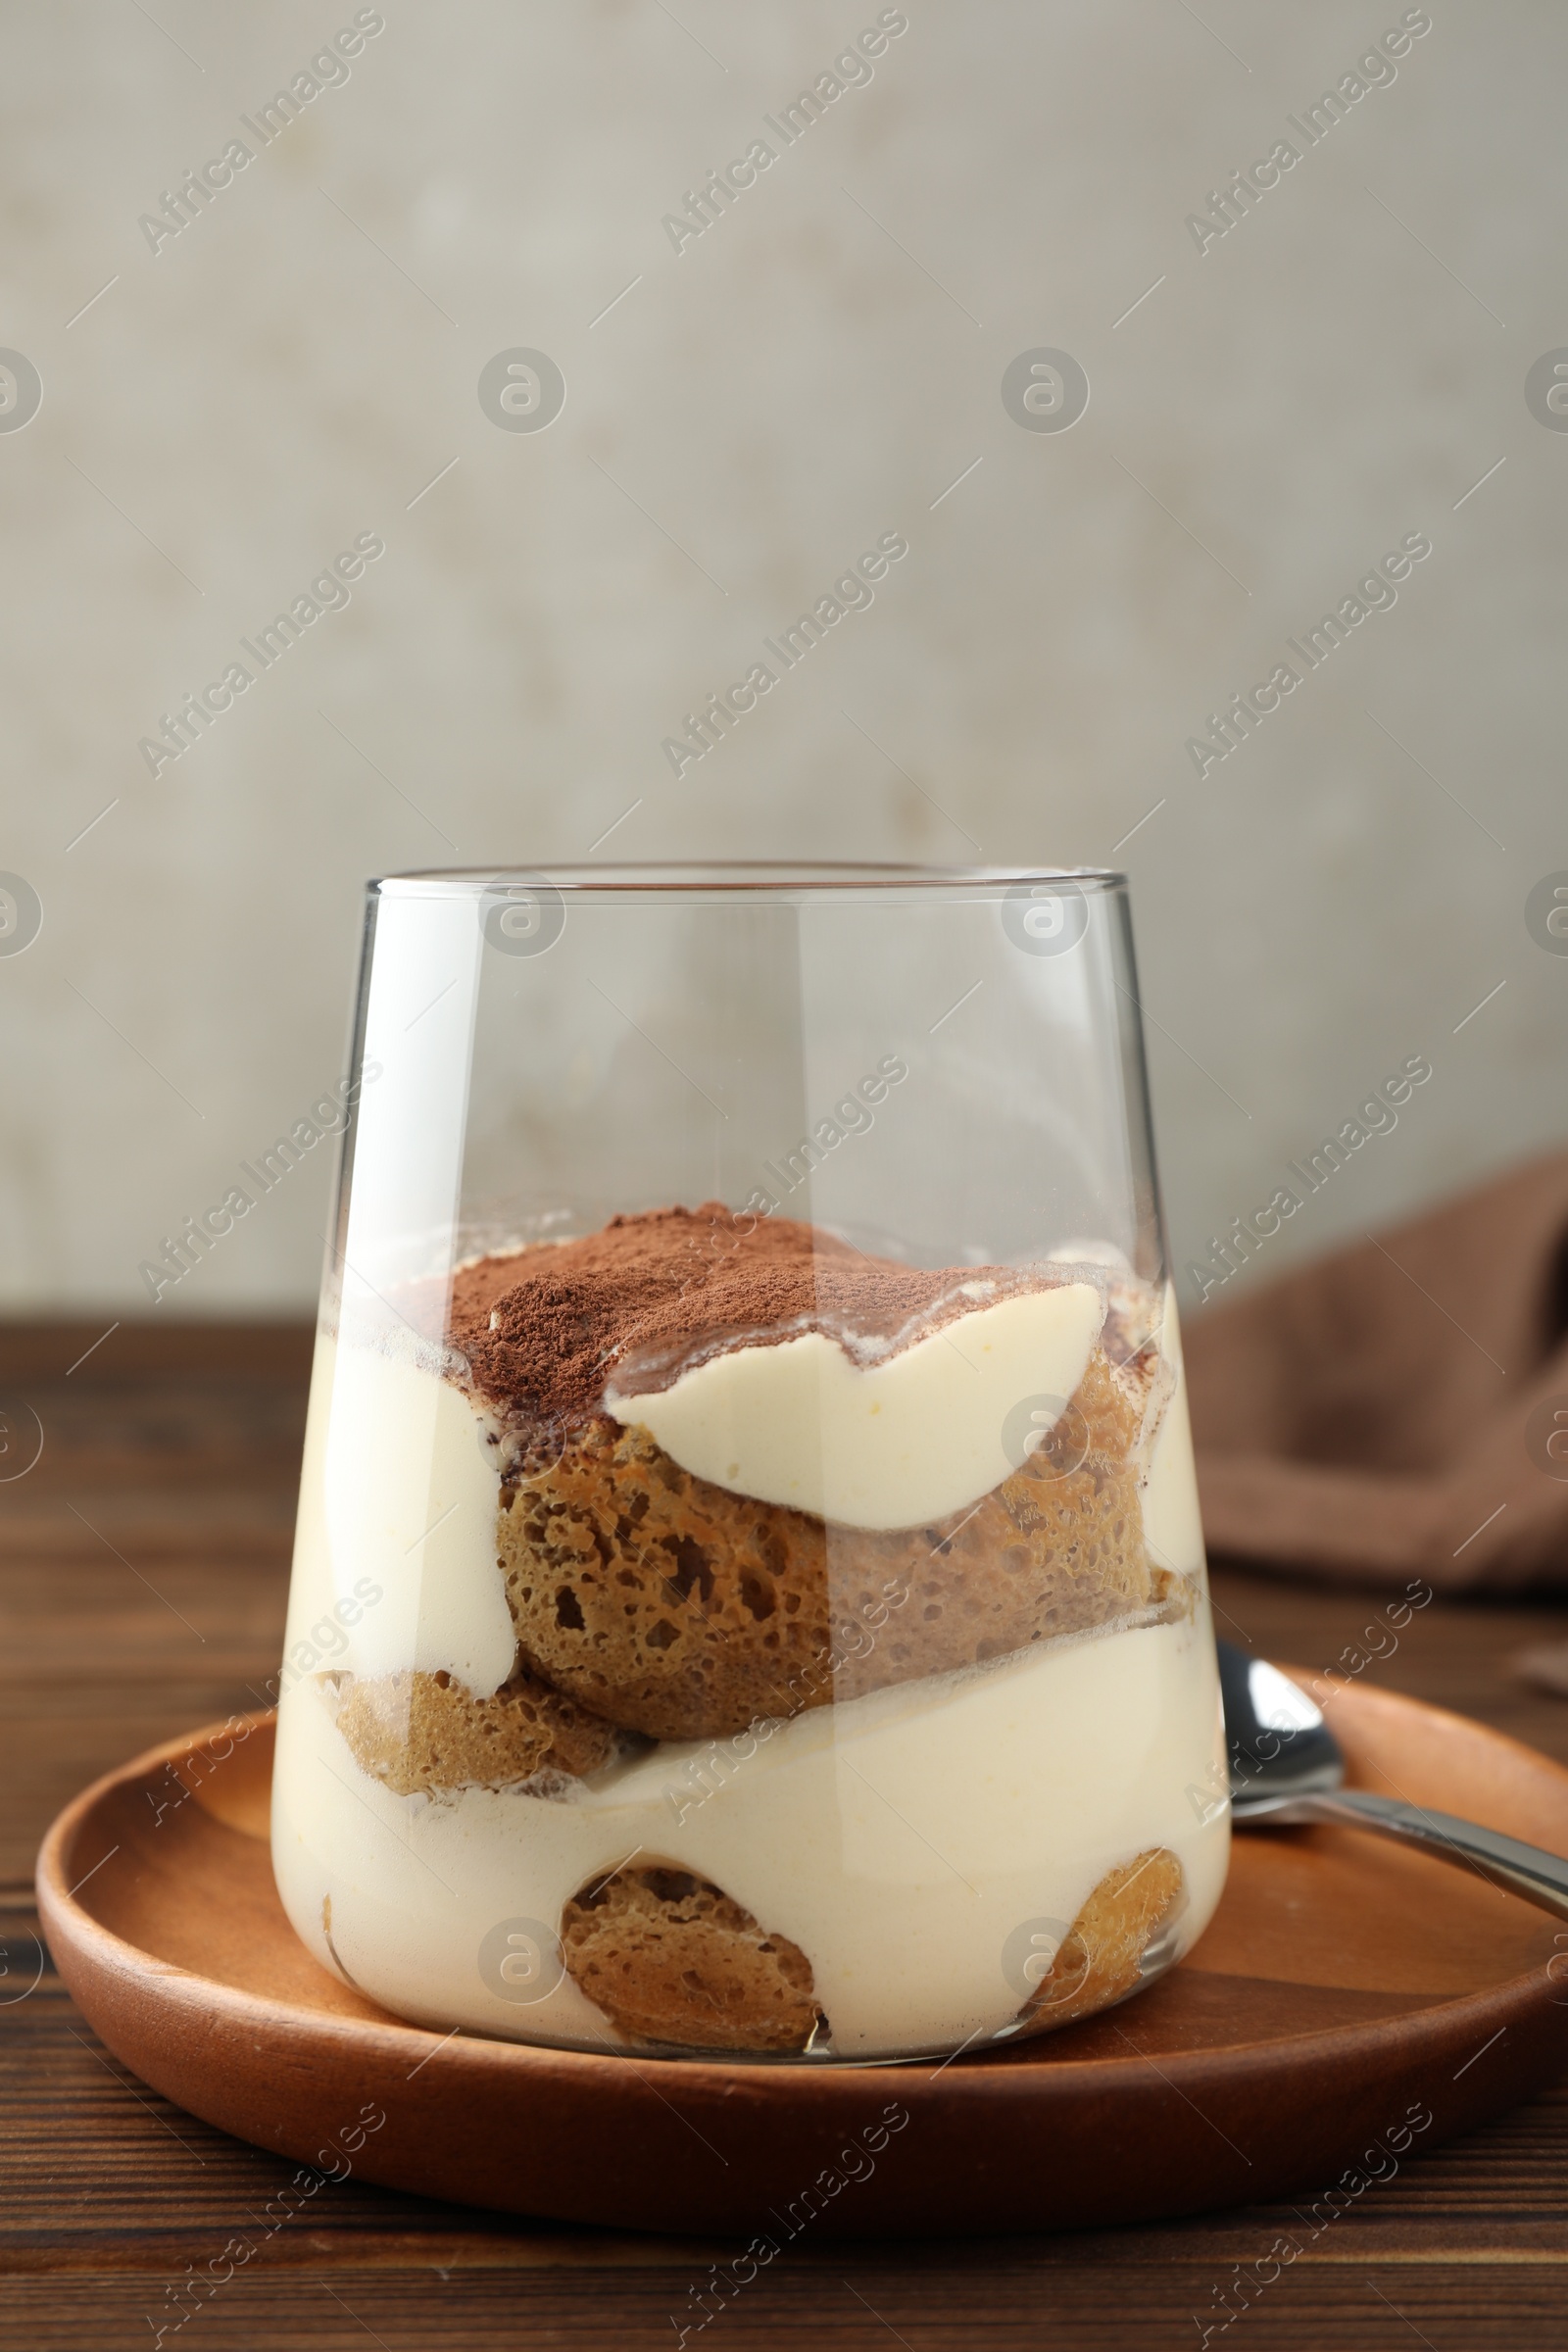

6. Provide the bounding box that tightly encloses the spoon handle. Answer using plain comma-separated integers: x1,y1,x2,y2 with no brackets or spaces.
1297,1788,1568,1924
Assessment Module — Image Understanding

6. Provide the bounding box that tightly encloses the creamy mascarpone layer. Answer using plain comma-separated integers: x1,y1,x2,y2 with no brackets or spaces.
284,1332,517,1699
605,1282,1104,1532
271,1608,1229,2060
1140,1287,1206,1580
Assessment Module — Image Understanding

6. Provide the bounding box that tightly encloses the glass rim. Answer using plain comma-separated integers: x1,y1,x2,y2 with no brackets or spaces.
372,860,1128,898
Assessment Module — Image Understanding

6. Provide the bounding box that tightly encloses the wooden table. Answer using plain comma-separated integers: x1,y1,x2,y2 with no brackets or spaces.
3,1321,1567,2350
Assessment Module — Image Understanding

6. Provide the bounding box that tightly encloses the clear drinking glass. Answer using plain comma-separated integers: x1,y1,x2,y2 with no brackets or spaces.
271,864,1228,2062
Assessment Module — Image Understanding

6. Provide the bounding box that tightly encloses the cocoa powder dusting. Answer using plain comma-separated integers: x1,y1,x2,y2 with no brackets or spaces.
447,1202,1018,1432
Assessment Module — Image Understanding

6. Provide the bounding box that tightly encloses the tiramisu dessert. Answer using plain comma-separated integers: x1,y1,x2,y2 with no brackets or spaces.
271,1203,1228,2060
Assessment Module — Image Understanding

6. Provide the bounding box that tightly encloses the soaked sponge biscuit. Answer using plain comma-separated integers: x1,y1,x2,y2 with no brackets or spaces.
497,1348,1169,1741
334,1661,616,1795
1016,1846,1186,2035
561,1862,822,2051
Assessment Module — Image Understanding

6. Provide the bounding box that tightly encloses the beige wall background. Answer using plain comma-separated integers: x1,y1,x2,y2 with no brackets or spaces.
0,0,1562,1318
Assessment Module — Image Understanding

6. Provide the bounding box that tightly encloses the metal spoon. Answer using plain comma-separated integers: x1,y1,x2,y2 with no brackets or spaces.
1218,1638,1568,1924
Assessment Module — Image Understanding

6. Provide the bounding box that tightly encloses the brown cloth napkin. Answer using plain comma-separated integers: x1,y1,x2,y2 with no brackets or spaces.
1184,1152,1568,1592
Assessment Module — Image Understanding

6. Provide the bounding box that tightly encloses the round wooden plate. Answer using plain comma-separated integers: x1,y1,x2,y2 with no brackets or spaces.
35,1673,1568,2238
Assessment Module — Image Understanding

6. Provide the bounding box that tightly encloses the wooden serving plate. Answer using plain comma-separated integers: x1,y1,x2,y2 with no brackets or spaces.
35,1675,1568,2237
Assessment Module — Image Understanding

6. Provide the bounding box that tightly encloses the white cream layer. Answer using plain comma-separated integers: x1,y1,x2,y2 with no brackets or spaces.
283,1331,517,1700
604,1282,1104,1532
1139,1287,1207,1580
271,1608,1230,2061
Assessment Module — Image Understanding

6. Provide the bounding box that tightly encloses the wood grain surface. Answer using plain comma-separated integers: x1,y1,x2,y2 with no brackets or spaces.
4,1319,1568,2349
